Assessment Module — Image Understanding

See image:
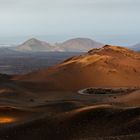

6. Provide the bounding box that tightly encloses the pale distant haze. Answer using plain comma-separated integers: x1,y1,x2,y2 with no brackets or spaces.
0,0,140,46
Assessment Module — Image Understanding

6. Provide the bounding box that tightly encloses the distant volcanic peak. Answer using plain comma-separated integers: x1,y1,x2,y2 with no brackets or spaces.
23,38,50,46
15,38,56,52
26,38,40,42
61,37,103,47
64,37,95,42
23,38,40,44
66,38,103,46
60,37,103,52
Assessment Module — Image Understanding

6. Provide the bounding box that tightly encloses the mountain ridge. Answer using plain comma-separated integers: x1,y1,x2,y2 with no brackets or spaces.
12,37,103,52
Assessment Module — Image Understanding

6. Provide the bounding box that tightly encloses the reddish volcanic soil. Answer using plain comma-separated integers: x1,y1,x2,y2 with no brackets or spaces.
14,45,140,91
0,45,140,140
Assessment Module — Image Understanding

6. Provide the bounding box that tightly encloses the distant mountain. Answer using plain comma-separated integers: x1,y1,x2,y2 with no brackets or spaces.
130,43,140,51
14,38,60,52
57,38,103,52
12,38,103,52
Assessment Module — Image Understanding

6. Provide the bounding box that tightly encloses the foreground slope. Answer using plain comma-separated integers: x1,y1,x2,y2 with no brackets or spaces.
15,45,140,91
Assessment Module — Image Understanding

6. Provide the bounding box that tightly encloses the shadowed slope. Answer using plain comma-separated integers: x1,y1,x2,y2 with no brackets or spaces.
0,104,140,140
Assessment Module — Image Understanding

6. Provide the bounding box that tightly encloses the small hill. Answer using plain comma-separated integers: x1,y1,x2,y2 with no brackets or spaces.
14,38,58,52
14,45,140,91
57,38,103,52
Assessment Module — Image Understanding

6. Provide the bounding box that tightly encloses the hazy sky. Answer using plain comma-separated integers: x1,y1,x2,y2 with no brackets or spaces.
0,0,140,45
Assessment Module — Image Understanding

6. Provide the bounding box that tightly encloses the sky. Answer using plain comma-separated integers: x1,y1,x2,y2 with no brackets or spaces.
0,0,140,46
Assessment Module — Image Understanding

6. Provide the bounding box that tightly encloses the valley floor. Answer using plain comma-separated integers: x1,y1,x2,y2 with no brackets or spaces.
0,81,140,140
